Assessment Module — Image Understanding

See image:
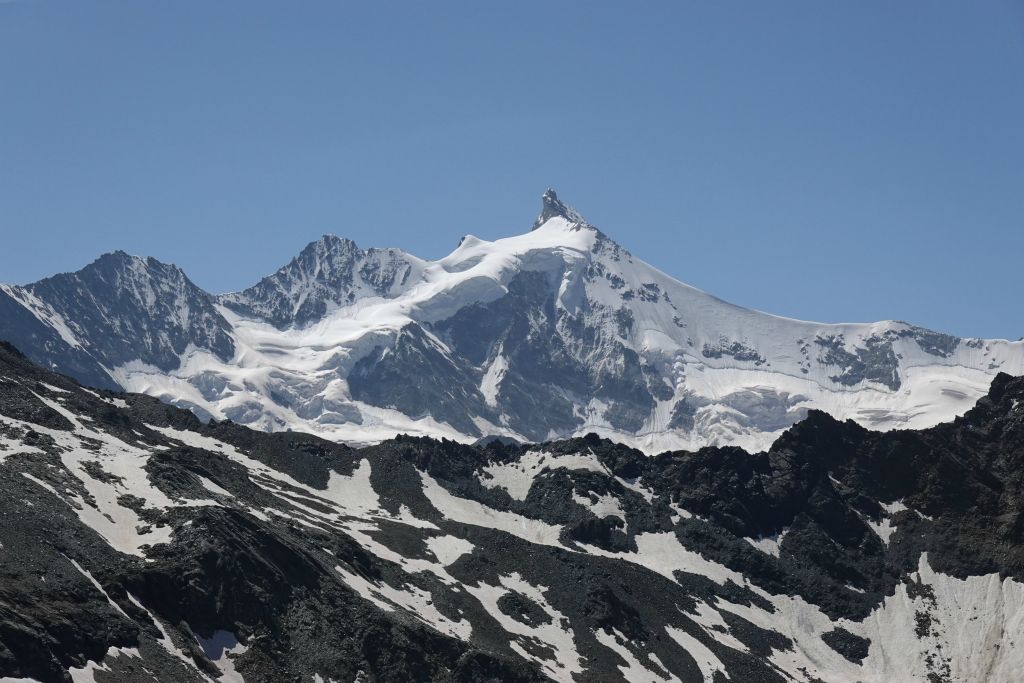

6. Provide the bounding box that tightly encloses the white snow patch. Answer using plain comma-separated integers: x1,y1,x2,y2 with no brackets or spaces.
67,647,140,683
0,420,44,462
682,602,748,653
479,352,508,407
333,564,472,640
594,628,678,683
425,535,475,566
15,396,222,556
572,490,625,521
197,475,233,498
479,449,607,501
862,501,914,546
668,501,703,524
421,471,564,548
696,553,1024,682
744,529,787,558
616,475,656,503
665,626,729,682
853,554,1024,683
465,573,584,682
581,532,746,587
880,500,909,515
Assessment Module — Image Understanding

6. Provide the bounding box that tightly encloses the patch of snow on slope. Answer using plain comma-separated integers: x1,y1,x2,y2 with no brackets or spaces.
16,395,219,556
665,626,729,682
682,602,748,653
863,501,911,546
479,449,608,500
146,425,398,524
0,421,43,462
1,284,85,350
464,573,583,682
853,553,1024,683
572,490,624,521
694,552,1024,682
881,500,909,514
425,535,475,566
594,628,679,683
479,351,507,408
420,471,564,547
67,647,141,683
581,532,746,587
744,529,787,557
333,564,472,640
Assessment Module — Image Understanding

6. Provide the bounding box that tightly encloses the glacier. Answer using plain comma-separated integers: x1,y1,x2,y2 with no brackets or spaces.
1,189,1021,453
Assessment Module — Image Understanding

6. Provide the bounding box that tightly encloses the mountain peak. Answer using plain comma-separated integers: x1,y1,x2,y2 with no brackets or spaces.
29,250,188,290
221,232,422,329
533,188,588,230
295,233,359,263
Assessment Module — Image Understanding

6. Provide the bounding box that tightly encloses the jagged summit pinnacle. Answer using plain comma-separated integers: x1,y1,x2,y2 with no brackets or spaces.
300,233,359,255
533,188,588,230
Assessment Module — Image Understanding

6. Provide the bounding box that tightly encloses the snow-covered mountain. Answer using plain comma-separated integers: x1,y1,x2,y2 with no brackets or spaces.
2,190,1022,453
2,341,1023,682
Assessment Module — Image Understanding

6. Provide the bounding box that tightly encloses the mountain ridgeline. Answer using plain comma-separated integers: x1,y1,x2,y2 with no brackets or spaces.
1,190,1022,454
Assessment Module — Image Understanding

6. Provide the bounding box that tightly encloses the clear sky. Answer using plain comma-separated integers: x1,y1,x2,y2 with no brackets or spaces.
1,1,1022,339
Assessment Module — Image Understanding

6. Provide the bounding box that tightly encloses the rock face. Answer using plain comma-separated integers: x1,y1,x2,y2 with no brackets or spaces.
219,235,425,329
1,191,1022,453
0,251,233,383
1,342,1023,682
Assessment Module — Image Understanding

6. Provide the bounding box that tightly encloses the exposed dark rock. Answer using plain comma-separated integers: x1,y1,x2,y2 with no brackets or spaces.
821,627,870,664
497,592,552,627
1,342,1023,682
816,334,901,390
702,338,767,366
219,235,419,329
533,188,587,229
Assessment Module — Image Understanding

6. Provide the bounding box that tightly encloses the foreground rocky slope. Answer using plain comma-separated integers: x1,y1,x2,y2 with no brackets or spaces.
1,340,1023,682
2,191,1022,453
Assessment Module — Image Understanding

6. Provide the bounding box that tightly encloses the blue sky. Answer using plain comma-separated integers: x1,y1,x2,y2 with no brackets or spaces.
1,1,1021,339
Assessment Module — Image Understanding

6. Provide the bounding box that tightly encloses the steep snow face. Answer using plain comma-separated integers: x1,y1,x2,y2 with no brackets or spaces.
4,191,1024,453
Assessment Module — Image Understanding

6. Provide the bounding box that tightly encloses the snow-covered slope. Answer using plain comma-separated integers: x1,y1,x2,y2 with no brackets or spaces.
3,341,1024,682
2,190,1021,453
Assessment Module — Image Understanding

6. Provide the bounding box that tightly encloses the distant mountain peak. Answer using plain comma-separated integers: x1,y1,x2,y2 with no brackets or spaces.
309,232,357,248
533,188,588,230
32,250,195,294
219,232,422,329
292,233,360,265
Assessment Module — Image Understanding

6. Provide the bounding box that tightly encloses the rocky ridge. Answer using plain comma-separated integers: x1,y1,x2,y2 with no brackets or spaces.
1,341,1022,682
